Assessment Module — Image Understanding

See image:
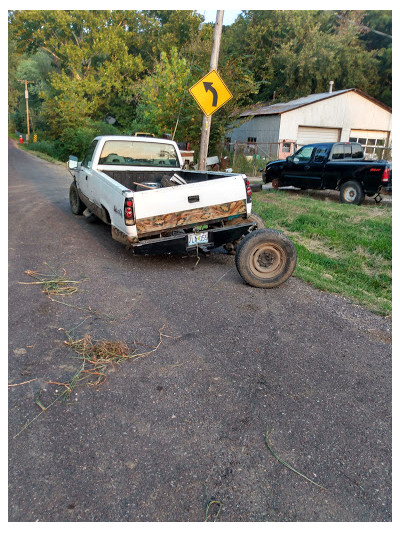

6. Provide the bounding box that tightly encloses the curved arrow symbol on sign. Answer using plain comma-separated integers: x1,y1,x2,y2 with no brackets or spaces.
203,81,218,107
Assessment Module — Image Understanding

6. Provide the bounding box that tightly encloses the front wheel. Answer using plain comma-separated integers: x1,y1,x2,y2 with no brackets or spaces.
69,182,85,215
235,229,297,288
339,181,365,205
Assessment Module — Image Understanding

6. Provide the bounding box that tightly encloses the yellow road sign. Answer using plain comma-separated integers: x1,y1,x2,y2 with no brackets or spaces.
189,69,233,117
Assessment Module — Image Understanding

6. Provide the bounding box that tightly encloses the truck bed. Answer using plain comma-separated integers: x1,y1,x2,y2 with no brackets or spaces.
102,169,238,191
131,175,249,237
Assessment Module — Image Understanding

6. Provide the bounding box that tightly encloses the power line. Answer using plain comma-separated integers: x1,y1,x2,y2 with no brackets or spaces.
336,14,392,39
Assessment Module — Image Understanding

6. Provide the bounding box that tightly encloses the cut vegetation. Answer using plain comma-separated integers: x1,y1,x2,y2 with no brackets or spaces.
252,190,391,316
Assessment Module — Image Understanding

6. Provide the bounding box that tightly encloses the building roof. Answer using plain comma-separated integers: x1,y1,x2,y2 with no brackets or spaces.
239,89,392,117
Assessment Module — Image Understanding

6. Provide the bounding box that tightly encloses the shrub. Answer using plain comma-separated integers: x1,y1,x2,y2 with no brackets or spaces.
24,122,122,162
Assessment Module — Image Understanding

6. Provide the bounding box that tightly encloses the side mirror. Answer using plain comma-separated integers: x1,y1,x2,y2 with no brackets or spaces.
68,155,79,170
286,155,293,163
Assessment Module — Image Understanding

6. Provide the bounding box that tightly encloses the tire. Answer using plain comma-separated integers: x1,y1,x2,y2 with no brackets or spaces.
339,181,365,205
235,229,297,288
223,212,265,253
69,182,85,215
223,211,265,230
247,212,265,229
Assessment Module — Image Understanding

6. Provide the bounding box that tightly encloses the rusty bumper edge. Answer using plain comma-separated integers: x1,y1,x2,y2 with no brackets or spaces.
131,223,253,255
111,226,138,245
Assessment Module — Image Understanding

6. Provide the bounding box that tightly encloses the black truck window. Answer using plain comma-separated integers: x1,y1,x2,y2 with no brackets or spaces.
343,144,352,158
331,144,344,160
352,144,364,159
294,146,313,162
314,147,329,162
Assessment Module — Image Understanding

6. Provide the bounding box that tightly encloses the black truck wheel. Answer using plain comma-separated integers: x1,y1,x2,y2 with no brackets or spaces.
69,182,85,215
235,229,297,288
339,181,365,205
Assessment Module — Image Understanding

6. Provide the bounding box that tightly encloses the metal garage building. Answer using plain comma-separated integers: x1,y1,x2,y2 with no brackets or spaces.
227,88,392,160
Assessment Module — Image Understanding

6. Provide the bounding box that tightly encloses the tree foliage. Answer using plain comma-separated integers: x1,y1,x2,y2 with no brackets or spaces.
222,10,385,102
8,9,391,159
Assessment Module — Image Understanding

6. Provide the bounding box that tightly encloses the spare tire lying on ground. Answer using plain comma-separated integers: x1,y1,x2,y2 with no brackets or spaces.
235,228,297,288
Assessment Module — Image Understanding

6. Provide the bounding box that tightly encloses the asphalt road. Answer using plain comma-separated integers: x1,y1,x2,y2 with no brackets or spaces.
8,139,392,522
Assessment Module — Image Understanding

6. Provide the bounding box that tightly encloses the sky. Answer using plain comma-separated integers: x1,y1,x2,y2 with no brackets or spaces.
201,10,242,25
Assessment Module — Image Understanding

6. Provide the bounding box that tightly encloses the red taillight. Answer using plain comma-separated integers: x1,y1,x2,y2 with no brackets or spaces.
124,198,135,225
382,168,390,183
246,179,252,197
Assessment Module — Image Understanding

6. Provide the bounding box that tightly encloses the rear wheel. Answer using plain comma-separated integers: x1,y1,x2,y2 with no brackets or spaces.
339,180,365,205
247,212,265,230
69,182,85,215
235,229,297,288
223,212,265,253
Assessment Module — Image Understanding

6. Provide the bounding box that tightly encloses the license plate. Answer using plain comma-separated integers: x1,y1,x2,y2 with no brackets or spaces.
188,231,209,246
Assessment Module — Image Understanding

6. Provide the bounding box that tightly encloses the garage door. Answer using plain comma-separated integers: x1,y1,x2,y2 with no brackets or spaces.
350,129,390,159
297,126,340,146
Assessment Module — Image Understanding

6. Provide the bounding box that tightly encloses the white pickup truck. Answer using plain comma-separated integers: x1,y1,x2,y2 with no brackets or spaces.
67,135,296,288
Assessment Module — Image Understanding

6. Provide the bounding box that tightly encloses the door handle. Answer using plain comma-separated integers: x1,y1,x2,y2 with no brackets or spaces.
305,165,310,170
188,195,199,203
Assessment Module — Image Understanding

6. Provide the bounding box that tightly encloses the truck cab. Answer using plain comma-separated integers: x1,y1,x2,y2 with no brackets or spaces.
263,142,390,204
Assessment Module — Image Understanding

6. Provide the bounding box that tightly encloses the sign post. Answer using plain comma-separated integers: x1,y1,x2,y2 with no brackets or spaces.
191,10,227,171
189,69,232,117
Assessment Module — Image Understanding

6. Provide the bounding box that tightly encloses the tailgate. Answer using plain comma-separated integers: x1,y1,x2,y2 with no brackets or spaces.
134,175,248,236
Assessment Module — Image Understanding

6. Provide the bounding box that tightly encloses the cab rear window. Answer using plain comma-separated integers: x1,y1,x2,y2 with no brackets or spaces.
331,144,364,161
98,140,180,167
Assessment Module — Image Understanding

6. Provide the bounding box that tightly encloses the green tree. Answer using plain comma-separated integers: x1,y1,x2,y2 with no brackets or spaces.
9,10,146,135
359,10,392,106
222,10,382,103
133,47,199,140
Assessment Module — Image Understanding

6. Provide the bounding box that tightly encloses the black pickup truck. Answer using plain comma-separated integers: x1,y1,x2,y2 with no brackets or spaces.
262,142,391,205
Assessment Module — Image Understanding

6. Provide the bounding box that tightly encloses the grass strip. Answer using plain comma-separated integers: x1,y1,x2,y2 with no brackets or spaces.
8,378,38,388
205,500,222,522
62,325,172,390
265,425,325,489
13,325,174,438
253,190,391,315
19,263,87,296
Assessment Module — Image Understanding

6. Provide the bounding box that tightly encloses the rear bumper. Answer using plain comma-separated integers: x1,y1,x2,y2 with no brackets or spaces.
131,223,253,255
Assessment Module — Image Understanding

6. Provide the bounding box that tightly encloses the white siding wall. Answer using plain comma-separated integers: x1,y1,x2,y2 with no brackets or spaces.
279,92,392,144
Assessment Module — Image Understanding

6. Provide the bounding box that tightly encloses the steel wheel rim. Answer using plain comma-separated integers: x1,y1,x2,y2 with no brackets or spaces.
249,243,285,278
343,186,357,202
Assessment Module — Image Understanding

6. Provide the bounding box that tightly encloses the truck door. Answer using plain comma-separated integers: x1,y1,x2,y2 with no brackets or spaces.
282,145,324,189
77,139,98,202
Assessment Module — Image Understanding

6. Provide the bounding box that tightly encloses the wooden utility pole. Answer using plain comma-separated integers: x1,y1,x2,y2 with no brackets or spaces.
18,80,34,141
198,10,224,171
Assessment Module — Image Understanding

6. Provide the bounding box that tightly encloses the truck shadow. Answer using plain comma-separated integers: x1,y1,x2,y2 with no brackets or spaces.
266,186,392,206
